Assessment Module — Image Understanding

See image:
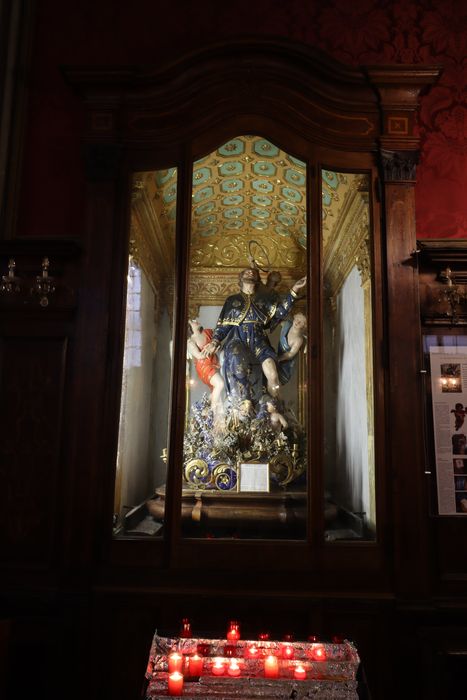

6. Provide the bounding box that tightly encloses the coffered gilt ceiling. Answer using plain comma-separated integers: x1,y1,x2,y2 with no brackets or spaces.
130,135,370,305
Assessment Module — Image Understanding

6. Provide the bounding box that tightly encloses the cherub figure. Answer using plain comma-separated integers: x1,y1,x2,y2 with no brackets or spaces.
451,402,466,431
267,399,288,432
187,319,224,420
258,395,288,433
277,312,307,384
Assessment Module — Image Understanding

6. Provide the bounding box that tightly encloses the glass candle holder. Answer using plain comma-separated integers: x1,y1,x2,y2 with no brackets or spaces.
245,644,260,659
212,658,225,676
168,652,184,674
294,665,307,680
332,633,345,644
188,654,203,676
227,659,241,677
168,671,183,696
264,655,279,678
226,621,240,641
310,644,327,662
180,618,192,638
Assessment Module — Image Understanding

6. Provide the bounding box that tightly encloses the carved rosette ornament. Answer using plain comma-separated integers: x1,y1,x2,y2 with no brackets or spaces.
380,149,419,183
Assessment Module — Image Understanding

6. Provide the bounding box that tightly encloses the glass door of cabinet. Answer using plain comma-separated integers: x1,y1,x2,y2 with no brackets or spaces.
182,136,309,540
321,169,376,542
113,167,177,539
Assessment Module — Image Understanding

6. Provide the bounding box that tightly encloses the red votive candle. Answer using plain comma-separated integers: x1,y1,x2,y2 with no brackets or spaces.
188,654,203,677
308,635,318,643
180,618,192,638
282,644,294,660
197,643,210,657
283,633,294,642
212,658,225,676
168,653,184,674
264,655,279,678
168,671,183,696
227,659,241,677
311,644,327,662
258,632,269,641
226,621,240,641
245,644,260,659
294,664,307,681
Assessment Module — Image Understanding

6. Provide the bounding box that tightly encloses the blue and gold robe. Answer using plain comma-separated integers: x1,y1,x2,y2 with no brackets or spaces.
212,288,297,401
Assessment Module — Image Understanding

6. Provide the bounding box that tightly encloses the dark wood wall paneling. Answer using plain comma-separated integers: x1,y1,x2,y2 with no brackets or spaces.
0,239,80,576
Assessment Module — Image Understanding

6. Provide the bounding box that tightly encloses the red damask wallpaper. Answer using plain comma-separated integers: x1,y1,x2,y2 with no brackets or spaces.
310,0,467,238
19,0,467,238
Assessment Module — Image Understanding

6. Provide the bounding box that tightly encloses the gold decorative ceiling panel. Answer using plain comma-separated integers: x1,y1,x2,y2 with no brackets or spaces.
131,143,371,300
155,135,309,272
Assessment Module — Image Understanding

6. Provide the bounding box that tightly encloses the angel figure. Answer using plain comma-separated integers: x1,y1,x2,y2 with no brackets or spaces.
258,395,288,433
187,319,224,420
277,312,307,384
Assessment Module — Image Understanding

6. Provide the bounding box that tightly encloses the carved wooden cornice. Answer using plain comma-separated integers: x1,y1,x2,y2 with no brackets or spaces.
365,66,441,126
64,39,382,152
365,66,442,109
417,239,467,271
366,65,441,182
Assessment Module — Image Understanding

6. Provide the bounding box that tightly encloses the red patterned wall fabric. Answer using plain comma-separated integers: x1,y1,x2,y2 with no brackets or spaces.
18,0,466,238
311,0,467,238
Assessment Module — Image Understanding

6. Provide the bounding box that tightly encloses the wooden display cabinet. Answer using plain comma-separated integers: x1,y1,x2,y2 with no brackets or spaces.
60,41,440,592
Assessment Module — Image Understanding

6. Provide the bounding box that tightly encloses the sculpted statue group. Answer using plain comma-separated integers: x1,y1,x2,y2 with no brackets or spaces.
184,264,307,489
189,267,306,421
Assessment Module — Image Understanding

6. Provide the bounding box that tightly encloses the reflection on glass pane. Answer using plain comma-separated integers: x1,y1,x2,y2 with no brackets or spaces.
183,136,308,539
113,169,177,538
322,170,375,541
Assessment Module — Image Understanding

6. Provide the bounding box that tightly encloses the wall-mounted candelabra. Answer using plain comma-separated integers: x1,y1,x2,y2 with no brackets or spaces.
0,256,57,307
31,257,56,307
438,267,467,323
1,259,21,293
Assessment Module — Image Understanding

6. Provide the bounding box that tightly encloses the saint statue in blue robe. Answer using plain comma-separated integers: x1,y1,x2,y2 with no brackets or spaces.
202,268,306,402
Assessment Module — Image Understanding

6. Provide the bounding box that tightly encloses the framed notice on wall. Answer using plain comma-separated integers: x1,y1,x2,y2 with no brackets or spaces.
428,340,467,514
